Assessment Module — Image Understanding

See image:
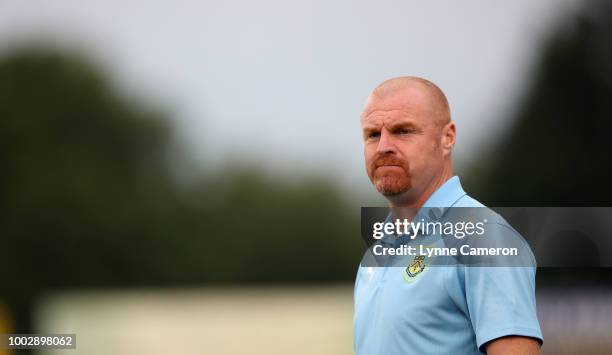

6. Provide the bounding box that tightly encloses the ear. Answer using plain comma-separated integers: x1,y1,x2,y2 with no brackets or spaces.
441,122,456,156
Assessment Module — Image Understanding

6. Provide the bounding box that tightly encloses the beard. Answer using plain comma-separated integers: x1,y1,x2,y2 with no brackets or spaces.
368,155,412,196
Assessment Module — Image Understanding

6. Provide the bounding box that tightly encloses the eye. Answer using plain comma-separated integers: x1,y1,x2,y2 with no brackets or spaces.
396,127,415,135
366,131,380,139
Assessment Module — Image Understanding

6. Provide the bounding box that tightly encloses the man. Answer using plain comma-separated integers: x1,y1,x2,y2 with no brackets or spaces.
354,77,543,354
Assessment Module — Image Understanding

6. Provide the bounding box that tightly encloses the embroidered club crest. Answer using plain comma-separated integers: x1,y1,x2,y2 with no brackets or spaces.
406,255,426,277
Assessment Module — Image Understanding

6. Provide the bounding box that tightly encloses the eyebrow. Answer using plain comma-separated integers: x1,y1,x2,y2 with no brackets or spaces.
362,121,380,129
362,120,421,132
362,123,381,135
387,121,421,132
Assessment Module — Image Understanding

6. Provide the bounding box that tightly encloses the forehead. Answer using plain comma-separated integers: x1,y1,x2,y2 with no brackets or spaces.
361,87,433,126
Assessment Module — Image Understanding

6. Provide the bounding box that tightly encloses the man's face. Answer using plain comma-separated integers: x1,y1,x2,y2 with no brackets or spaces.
361,87,448,202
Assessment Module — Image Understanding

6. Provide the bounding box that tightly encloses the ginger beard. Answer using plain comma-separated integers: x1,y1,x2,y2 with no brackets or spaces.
367,155,412,196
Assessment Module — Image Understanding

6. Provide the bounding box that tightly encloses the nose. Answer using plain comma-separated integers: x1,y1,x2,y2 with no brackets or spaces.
376,129,397,155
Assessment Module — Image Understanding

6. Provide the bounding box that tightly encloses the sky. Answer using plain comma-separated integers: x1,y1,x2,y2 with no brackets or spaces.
0,0,581,193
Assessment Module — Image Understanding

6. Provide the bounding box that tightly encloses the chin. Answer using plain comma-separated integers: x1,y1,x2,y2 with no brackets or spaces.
376,182,411,196
380,188,409,197
371,174,412,196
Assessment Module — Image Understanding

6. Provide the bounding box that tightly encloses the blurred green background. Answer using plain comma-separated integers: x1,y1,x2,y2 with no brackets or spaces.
1,0,612,354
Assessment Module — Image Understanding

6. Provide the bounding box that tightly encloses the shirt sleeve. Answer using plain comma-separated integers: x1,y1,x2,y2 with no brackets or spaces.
464,224,543,351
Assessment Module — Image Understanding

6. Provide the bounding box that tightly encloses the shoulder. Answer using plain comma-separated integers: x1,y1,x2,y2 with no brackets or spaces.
453,194,515,231
453,193,485,208
449,194,536,267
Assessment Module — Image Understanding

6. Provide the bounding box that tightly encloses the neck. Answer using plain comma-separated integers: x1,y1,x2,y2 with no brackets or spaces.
387,164,454,209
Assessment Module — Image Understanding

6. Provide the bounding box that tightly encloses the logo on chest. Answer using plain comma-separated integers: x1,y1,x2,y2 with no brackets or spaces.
402,254,428,283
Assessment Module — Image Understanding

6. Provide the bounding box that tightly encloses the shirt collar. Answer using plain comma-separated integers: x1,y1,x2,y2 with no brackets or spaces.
412,175,467,232
381,175,467,242
422,175,467,209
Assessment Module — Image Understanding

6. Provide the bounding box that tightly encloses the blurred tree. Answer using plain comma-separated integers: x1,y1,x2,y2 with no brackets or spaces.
465,0,612,284
468,1,612,206
0,47,361,336
0,46,182,332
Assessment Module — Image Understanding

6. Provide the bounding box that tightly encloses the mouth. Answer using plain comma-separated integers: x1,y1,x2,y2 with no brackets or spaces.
375,165,405,174
376,165,402,169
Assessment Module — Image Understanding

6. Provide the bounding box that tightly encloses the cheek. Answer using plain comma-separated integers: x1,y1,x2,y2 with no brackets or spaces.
364,145,376,163
395,142,416,161
397,142,427,168
411,141,443,171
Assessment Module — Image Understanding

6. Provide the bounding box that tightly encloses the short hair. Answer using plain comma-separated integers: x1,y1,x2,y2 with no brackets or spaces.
365,76,451,127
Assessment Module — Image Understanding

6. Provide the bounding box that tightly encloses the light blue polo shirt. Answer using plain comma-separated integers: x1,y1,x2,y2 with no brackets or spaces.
353,176,543,355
